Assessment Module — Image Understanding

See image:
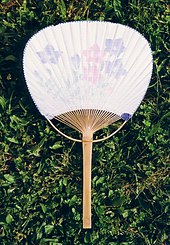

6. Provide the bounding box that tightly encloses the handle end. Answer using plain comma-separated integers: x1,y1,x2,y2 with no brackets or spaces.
83,218,92,229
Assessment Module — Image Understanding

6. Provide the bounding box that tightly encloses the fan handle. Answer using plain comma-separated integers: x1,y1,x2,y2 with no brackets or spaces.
82,130,93,228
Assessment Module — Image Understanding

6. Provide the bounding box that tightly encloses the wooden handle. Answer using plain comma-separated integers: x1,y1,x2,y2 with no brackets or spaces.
82,130,93,229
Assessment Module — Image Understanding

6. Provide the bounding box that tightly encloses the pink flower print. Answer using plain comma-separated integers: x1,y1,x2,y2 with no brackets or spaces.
82,44,104,83
82,44,105,63
83,64,100,84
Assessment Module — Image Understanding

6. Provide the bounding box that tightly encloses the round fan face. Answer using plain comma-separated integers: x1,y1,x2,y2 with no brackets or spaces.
23,21,153,120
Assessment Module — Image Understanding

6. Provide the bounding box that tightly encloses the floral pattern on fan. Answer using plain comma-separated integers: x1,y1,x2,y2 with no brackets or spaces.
105,38,125,56
36,44,62,64
36,39,126,85
104,59,127,78
82,44,105,63
121,113,132,121
81,44,104,83
71,54,81,69
79,38,126,83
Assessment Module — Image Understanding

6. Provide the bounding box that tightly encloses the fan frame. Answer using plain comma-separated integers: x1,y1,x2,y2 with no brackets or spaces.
47,117,127,143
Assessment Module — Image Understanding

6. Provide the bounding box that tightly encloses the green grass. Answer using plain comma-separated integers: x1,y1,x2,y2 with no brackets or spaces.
0,0,169,244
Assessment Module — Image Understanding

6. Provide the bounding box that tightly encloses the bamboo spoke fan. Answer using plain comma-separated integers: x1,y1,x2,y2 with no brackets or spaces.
23,21,153,229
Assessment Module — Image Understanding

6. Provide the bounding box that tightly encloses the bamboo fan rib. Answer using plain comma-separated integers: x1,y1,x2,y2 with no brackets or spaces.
55,109,121,133
23,21,153,229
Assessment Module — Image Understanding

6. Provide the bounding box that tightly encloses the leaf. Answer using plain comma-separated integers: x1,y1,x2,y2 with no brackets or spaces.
69,195,77,206
10,115,29,126
4,55,17,62
148,122,161,137
160,111,170,122
148,112,170,137
84,232,90,243
95,206,105,216
2,0,10,3
112,197,126,207
0,25,6,34
122,210,129,218
37,162,45,174
28,136,47,156
44,224,54,235
108,190,114,197
59,0,67,19
0,225,5,237
96,177,105,186
40,238,61,244
40,203,47,213
157,58,167,73
6,214,14,224
49,142,62,150
7,137,19,144
0,96,7,110
4,174,15,183
63,178,68,186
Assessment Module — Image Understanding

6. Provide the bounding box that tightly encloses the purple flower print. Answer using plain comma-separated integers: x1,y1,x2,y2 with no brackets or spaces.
71,54,80,69
121,113,132,121
36,44,62,64
82,44,105,63
34,70,42,81
104,61,113,73
105,38,125,57
105,59,127,78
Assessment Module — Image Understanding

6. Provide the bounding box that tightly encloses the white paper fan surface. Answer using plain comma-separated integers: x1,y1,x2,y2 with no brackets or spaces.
23,21,153,121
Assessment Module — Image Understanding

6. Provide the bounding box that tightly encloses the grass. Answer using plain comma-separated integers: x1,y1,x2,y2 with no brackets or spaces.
0,0,169,244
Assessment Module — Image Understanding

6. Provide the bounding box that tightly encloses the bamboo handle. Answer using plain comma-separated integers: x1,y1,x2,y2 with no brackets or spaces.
82,130,93,229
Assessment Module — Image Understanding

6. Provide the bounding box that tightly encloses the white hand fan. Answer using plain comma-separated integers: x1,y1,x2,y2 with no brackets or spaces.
23,21,153,229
